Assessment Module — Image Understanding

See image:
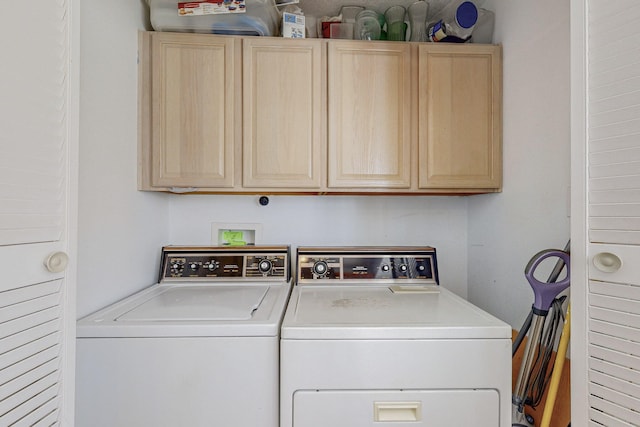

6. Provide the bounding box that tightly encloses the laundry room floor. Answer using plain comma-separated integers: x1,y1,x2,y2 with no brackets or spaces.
511,330,571,427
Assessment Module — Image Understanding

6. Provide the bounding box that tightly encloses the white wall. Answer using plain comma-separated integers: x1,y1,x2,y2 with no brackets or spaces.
77,0,170,318
76,0,571,329
168,195,470,297
467,0,571,328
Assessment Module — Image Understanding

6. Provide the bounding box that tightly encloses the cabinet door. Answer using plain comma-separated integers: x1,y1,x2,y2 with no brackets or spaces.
150,33,238,188
418,44,502,190
243,38,325,188
328,41,412,189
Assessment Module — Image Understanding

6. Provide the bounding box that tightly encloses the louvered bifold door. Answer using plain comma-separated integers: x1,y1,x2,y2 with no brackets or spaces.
0,0,75,425
587,0,640,425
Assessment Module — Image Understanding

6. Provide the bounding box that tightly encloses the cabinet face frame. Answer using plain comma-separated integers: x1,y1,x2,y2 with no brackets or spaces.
242,38,326,189
147,32,239,189
327,41,413,189
417,44,502,190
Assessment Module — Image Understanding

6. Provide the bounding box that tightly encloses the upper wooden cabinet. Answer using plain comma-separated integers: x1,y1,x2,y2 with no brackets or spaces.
242,38,325,189
139,32,502,194
328,41,412,189
140,31,239,190
417,44,502,190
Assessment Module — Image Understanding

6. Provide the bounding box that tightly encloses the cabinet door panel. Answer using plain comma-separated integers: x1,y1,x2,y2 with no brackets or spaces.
418,44,502,190
243,39,325,188
151,33,237,188
328,41,412,188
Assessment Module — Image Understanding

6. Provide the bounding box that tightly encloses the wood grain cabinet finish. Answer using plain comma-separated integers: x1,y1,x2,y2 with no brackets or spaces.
417,44,502,190
139,32,502,194
142,32,239,190
243,38,325,189
327,41,412,189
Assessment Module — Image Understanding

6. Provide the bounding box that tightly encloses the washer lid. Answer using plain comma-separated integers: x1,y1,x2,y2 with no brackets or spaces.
116,286,269,321
77,282,292,338
281,286,510,339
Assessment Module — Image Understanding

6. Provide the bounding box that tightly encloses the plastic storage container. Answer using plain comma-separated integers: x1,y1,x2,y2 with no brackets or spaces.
471,8,495,43
427,0,478,42
147,0,280,36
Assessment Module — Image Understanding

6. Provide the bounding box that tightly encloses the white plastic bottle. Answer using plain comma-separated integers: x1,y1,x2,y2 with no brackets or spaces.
472,8,495,44
427,0,478,42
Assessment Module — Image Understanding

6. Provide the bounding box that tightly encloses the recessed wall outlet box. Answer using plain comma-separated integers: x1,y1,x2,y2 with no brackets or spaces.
212,223,263,246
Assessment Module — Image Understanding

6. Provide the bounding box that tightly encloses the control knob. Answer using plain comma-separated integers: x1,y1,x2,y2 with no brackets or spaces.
205,261,219,272
189,262,199,271
170,261,185,275
381,264,390,272
258,259,273,274
398,264,408,274
312,260,329,277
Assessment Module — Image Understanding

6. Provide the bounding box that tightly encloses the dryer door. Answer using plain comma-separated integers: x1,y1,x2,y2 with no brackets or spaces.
294,389,499,426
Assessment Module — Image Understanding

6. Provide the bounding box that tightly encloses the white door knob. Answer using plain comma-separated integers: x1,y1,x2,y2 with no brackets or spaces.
44,251,69,273
593,252,622,273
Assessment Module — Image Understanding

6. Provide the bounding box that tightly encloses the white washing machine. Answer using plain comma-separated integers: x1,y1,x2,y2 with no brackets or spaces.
280,246,512,427
76,245,291,427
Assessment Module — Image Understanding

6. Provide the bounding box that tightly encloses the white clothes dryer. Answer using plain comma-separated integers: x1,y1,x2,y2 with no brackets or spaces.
76,245,291,427
280,246,512,427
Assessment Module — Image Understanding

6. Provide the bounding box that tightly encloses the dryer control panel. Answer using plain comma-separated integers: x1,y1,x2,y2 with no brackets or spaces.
297,246,438,285
159,246,290,282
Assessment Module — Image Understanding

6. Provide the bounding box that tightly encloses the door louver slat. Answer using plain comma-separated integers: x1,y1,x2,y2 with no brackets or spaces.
0,380,60,426
589,359,640,393
590,281,640,300
589,331,640,358
589,345,640,372
589,393,640,426
589,405,636,427
0,280,63,426
11,396,59,427
589,306,640,328
589,319,640,342
591,383,640,420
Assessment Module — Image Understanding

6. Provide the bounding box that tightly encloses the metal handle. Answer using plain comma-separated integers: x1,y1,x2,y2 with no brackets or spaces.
44,251,69,273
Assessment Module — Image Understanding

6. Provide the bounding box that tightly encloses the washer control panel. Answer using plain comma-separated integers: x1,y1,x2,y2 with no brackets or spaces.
159,246,290,282
297,246,438,285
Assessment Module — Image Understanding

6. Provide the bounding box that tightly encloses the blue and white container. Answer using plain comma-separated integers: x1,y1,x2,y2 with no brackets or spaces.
427,0,478,42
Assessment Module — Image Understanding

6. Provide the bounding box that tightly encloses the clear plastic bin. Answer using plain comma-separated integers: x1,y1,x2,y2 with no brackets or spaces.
147,0,280,36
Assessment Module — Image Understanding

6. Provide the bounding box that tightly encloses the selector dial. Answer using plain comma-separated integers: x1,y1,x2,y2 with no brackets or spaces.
170,260,185,275
204,260,219,272
312,260,329,277
258,259,273,274
381,264,390,272
398,264,408,274
189,262,199,271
